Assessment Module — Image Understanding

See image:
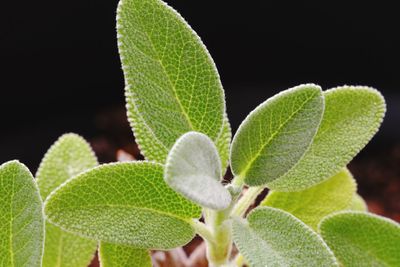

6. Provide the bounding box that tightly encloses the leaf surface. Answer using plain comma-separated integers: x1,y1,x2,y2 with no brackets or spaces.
117,0,228,164
36,134,98,267
165,131,231,210
230,84,324,186
269,86,385,191
99,242,151,267
0,161,44,267
320,212,400,266
44,162,201,249
348,194,368,211
232,207,338,267
261,169,356,230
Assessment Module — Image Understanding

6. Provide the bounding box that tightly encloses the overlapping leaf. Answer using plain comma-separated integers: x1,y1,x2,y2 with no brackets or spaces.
230,84,324,186
36,134,98,267
348,194,368,211
99,242,151,267
44,162,201,249
269,86,386,191
320,212,400,266
0,161,44,267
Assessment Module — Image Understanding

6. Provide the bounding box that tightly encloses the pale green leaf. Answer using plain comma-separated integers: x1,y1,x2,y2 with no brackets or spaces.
348,194,368,211
320,211,400,266
230,84,324,186
99,242,151,267
0,161,44,267
117,0,227,163
165,131,231,210
261,168,356,230
36,134,98,267
216,115,232,172
232,207,338,267
268,86,386,191
44,162,201,249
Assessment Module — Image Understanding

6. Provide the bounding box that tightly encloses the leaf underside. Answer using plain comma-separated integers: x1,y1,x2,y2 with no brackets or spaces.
99,242,151,267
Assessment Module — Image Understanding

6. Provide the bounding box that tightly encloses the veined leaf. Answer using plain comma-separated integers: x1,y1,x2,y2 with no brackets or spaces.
36,134,98,267
99,242,151,267
261,169,356,230
269,86,386,191
230,84,324,186
117,0,227,164
165,132,231,210
44,162,201,249
320,211,400,266
232,207,338,267
0,161,44,267
348,194,368,211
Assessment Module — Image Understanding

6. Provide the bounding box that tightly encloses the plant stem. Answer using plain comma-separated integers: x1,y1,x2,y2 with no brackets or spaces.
231,186,264,217
190,219,215,243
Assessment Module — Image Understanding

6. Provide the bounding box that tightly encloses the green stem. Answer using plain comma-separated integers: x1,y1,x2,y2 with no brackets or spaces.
231,186,264,217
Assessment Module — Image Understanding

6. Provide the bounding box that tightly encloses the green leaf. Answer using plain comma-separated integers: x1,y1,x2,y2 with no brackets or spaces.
320,211,400,266
268,86,386,191
261,169,356,230
165,131,231,210
230,84,324,186
36,134,98,267
0,161,44,267
44,162,201,249
99,242,151,267
216,115,232,172
117,0,227,164
232,207,338,267
348,194,368,211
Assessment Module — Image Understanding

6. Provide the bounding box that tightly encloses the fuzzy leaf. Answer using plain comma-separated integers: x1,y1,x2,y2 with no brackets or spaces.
44,162,201,249
36,134,98,267
348,194,368,211
232,207,338,267
165,131,231,210
0,161,44,267
320,212,400,266
99,242,151,267
117,0,227,164
268,86,386,191
230,84,324,186
216,115,232,172
261,169,356,230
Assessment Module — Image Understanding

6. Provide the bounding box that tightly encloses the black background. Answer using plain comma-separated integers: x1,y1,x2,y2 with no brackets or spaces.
1,0,399,170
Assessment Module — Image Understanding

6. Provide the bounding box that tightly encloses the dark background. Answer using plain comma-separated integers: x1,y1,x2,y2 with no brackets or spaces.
1,1,399,218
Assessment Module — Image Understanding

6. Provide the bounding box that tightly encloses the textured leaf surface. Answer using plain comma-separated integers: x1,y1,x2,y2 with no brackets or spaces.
45,162,201,249
232,207,338,267
216,115,232,172
165,132,231,210
269,86,386,191
262,169,356,230
0,161,44,267
230,84,324,186
320,212,400,266
36,134,98,267
348,194,368,211
117,0,227,163
99,242,151,267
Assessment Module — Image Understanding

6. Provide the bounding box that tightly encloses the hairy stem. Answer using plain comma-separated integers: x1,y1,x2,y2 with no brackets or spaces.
231,186,264,217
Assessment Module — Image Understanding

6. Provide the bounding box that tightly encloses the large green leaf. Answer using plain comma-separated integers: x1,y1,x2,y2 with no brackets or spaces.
320,212,400,266
117,0,228,164
165,131,231,210
230,84,324,186
268,86,386,191
261,169,356,230
232,207,338,267
44,162,201,249
0,161,44,267
99,242,151,267
36,134,98,267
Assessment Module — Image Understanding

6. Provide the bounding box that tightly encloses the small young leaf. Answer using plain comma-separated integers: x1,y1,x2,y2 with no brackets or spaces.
165,131,231,210
320,212,400,266
117,0,227,164
216,115,232,172
44,162,201,249
348,194,368,211
0,161,44,267
99,242,151,267
36,134,98,267
230,84,324,186
232,207,338,267
261,169,356,230
268,86,386,191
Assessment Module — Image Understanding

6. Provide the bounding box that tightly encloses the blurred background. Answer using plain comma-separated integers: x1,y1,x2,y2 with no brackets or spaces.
1,0,399,222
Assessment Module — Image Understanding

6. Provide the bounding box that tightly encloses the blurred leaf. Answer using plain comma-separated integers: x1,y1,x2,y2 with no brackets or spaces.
0,161,44,267
44,162,201,249
99,242,151,267
348,194,368,211
320,212,400,266
269,86,386,191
